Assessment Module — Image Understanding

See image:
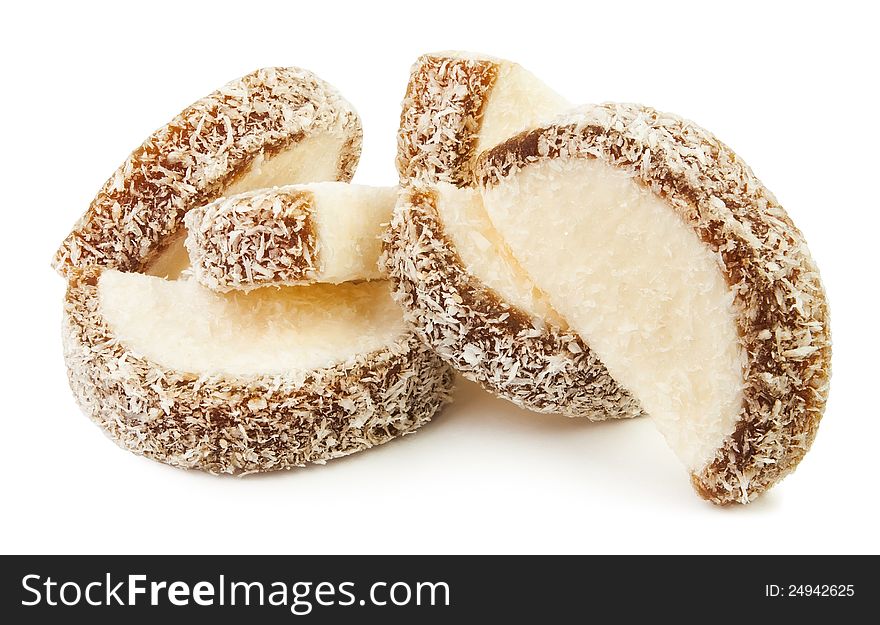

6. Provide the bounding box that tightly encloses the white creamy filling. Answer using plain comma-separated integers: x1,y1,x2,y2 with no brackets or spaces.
309,182,395,283
144,234,189,280
146,131,347,279
224,131,346,195
433,183,562,325
98,271,407,376
482,158,745,471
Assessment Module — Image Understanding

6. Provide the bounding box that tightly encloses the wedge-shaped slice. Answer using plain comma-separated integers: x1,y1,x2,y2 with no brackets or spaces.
387,51,642,419
63,269,454,474
385,184,642,418
54,67,362,279
184,182,394,292
477,103,831,503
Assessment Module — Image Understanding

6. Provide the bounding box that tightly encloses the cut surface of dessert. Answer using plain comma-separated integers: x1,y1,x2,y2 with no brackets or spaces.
477,103,831,503
54,67,362,279
63,269,454,473
387,51,642,419
185,182,394,292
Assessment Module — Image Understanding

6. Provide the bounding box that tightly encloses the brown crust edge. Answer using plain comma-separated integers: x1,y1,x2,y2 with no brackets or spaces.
396,55,499,186
184,188,321,292
477,104,831,504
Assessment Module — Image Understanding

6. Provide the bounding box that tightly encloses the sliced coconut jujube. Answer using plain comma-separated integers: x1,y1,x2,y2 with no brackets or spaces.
384,52,642,419
476,104,831,503
63,269,454,473
185,182,395,292
53,66,362,279
396,51,571,186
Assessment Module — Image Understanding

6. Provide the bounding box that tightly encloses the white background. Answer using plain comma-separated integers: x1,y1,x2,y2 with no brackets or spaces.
1,0,878,555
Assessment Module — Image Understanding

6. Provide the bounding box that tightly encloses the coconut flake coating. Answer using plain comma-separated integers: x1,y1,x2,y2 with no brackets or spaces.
396,54,498,186
53,67,362,277
477,103,831,503
184,187,318,293
62,269,455,474
382,187,643,419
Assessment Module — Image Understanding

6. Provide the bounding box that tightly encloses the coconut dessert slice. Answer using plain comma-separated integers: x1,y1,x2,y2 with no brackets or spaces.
476,103,831,503
63,269,454,474
184,182,394,292
397,51,571,187
53,67,362,279
386,52,642,419
385,184,642,418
